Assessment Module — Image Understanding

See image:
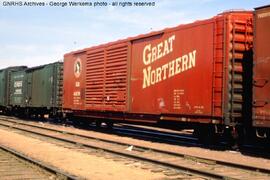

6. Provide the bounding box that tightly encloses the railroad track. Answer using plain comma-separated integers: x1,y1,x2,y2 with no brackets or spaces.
0,116,269,179
0,144,77,180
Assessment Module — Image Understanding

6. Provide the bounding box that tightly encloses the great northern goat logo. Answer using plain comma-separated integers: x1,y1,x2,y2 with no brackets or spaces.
74,58,82,78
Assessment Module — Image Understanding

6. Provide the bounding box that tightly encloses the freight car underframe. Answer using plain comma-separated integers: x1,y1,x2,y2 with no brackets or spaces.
8,106,62,119
0,106,8,114
64,110,248,144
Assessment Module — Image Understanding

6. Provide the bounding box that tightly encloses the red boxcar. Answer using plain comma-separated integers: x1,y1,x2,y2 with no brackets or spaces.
253,5,270,136
63,11,253,135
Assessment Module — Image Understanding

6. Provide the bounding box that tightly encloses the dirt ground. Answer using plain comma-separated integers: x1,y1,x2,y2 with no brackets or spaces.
0,128,177,180
41,122,270,171
49,124,270,169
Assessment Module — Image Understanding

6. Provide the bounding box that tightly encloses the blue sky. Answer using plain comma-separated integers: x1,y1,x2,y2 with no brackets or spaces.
0,0,269,68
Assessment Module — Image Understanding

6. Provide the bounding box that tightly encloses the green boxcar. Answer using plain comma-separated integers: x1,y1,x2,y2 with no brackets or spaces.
26,62,63,114
0,66,27,111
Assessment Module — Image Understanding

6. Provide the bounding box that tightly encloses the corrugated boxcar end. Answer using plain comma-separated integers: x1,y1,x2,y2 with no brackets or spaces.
216,11,253,128
52,62,63,108
253,5,270,129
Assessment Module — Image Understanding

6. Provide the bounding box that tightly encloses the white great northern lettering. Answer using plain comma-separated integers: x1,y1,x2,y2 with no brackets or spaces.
142,50,197,89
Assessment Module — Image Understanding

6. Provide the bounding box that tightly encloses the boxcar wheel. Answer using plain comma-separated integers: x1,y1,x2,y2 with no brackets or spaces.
106,121,114,129
266,130,270,146
196,125,218,145
95,121,102,128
